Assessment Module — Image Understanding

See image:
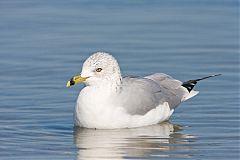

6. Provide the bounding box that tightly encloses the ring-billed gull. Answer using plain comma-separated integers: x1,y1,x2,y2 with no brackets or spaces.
67,52,220,129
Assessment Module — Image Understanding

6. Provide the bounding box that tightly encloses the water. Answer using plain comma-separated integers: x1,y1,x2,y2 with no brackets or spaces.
0,0,239,159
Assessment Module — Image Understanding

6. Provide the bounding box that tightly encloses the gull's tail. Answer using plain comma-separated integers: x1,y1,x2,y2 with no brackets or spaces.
182,74,221,92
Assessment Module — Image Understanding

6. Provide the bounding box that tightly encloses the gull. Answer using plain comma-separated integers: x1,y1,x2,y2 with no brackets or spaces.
67,52,220,129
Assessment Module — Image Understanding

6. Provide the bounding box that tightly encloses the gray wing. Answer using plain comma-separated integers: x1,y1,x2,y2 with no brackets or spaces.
145,73,188,99
117,73,188,115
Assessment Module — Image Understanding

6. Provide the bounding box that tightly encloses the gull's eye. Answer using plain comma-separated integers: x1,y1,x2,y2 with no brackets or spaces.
95,68,102,72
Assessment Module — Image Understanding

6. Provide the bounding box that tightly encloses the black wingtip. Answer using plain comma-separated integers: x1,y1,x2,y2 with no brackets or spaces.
182,80,198,92
182,74,221,92
194,74,222,82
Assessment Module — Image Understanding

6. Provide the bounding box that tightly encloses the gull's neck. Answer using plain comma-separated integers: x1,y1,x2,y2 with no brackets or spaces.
91,74,122,93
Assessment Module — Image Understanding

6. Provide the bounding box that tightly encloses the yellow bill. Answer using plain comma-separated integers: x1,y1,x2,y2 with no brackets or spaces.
66,75,89,87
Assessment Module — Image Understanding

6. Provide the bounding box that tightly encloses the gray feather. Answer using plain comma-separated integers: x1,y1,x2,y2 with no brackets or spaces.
117,73,188,115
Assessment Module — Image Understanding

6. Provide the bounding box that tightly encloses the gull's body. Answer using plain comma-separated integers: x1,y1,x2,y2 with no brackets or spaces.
67,52,220,129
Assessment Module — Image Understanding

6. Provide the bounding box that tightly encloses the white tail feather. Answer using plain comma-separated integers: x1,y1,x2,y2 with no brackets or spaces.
182,90,199,101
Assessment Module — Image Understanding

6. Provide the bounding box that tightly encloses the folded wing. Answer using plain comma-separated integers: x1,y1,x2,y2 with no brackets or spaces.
118,73,193,115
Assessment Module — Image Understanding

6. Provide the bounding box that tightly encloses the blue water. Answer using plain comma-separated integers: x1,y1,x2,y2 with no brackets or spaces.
0,0,239,159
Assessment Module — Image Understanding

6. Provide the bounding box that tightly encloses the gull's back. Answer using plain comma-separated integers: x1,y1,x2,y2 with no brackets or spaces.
118,73,191,115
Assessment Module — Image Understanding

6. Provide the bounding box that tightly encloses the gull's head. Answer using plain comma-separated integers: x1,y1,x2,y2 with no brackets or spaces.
67,52,122,87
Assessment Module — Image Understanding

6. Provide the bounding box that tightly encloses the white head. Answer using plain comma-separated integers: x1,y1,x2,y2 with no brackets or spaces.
67,52,122,87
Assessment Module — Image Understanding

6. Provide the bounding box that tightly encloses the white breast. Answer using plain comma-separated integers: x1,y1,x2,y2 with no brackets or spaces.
74,86,174,129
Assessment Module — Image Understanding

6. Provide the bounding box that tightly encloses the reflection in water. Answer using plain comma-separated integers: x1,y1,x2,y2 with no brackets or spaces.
74,122,196,159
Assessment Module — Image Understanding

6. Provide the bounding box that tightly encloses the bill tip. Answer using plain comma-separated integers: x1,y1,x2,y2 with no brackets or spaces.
66,81,71,87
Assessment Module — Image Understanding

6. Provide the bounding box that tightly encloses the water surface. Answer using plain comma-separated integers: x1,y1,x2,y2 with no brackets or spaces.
0,0,239,159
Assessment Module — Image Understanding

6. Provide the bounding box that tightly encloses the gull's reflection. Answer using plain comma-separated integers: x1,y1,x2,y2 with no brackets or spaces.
74,122,196,159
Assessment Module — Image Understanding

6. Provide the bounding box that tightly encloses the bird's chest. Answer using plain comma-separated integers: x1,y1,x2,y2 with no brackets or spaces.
75,87,116,127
